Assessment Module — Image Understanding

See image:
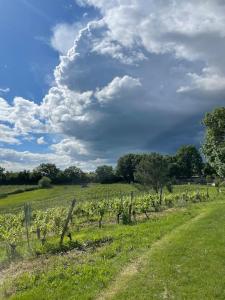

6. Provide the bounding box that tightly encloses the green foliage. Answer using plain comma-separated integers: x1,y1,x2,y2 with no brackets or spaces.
63,166,87,184
0,183,137,212
34,163,60,181
203,163,216,178
111,204,225,300
135,153,170,193
206,175,213,184
202,107,225,177
2,194,224,300
1,207,198,300
0,212,23,259
95,165,117,184
175,145,203,177
0,188,210,262
116,154,142,183
38,177,52,189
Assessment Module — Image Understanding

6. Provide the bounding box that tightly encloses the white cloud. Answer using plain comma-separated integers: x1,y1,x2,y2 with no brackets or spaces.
1,0,225,170
0,87,10,94
0,147,108,171
95,76,141,103
0,97,44,134
37,136,47,145
0,124,20,145
76,0,225,87
51,22,83,54
0,147,71,170
41,86,95,135
77,0,225,61
177,68,225,95
51,138,89,156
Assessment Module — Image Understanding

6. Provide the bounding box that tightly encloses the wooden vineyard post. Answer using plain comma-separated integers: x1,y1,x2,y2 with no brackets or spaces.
128,191,134,223
159,186,163,205
60,199,76,247
24,203,32,250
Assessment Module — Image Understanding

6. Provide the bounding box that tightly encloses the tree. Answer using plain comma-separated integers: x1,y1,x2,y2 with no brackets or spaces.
165,155,181,179
175,145,203,178
202,163,216,178
95,165,116,184
63,166,86,184
0,167,5,183
116,154,142,183
17,170,31,184
202,107,225,178
34,164,60,182
38,176,52,188
135,153,171,202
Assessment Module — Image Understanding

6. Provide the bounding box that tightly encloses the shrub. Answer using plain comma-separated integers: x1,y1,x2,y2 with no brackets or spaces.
38,176,52,188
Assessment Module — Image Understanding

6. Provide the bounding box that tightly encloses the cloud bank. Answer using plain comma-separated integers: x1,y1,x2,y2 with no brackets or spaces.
1,0,225,169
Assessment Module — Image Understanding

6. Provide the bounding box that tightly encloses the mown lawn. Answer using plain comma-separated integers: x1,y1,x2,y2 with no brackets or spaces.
108,201,225,300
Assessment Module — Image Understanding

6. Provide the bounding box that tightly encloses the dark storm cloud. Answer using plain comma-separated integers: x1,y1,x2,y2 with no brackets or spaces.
1,0,225,169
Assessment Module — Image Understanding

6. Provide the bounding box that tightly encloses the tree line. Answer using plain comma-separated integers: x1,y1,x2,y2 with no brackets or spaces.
0,107,224,187
0,145,216,186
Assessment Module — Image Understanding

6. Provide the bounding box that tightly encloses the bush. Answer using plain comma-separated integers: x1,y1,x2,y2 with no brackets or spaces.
38,176,52,188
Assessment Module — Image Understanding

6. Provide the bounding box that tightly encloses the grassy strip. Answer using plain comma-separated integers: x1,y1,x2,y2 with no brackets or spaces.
110,202,225,300
0,205,202,299
0,184,138,212
0,186,38,198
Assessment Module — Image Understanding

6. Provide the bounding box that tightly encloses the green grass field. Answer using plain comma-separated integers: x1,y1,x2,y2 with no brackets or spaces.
0,183,138,213
0,185,37,197
0,183,210,213
107,201,225,300
0,185,225,299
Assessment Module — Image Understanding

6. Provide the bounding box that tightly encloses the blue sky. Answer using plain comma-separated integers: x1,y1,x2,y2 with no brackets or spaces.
0,0,94,101
0,0,225,170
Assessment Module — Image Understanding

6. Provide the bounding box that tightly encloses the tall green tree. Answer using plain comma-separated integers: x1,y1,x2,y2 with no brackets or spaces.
202,107,225,177
175,145,203,178
0,167,5,182
116,154,142,183
63,166,86,184
34,164,60,182
135,153,171,201
202,163,216,178
95,165,116,184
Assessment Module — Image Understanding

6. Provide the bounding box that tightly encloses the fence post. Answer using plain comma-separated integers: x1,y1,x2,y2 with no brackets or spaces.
24,203,32,250
60,199,76,247
128,191,134,223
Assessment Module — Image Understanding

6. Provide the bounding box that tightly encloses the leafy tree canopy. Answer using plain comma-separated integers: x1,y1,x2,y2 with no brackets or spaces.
34,164,60,181
175,145,203,178
95,165,116,184
116,153,142,183
135,153,170,194
202,107,225,178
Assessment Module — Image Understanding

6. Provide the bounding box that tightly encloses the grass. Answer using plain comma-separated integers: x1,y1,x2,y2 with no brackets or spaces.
0,185,224,300
0,182,213,213
0,185,37,197
1,205,200,299
0,183,138,213
105,201,225,300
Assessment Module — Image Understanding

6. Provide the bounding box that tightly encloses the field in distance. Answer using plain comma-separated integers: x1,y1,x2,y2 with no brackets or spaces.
0,183,139,212
0,183,211,213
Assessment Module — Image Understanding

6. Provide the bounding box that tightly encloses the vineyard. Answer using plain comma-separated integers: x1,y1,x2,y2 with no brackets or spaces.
0,184,225,299
0,183,138,212
0,188,210,264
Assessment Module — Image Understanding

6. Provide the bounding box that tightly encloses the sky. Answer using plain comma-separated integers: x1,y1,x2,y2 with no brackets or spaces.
0,0,225,171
